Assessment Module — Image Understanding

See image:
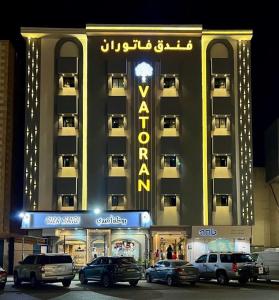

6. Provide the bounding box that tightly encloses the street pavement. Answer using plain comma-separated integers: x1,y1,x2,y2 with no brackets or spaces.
1,277,279,300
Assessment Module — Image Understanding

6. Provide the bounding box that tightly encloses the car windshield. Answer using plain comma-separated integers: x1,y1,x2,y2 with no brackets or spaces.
172,261,188,267
114,257,136,265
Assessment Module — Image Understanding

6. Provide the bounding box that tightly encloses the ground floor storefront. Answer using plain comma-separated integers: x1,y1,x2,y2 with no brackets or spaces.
20,211,253,267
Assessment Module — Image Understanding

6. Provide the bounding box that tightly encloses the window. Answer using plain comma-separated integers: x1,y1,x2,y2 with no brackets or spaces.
196,255,207,263
62,195,74,207
100,257,109,264
220,254,233,263
164,117,176,128
112,77,124,88
216,195,229,206
215,156,227,167
164,155,177,167
163,77,176,88
111,195,125,206
208,254,218,263
36,255,72,264
164,195,177,207
111,155,124,167
62,76,75,88
63,116,75,128
215,117,227,129
23,255,36,264
62,156,74,167
214,77,226,89
112,116,124,128
232,254,253,263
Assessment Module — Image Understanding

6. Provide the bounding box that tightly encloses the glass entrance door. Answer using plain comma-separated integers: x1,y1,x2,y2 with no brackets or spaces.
87,229,111,263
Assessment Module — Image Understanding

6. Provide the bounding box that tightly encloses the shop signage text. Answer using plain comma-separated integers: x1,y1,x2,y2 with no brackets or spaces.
100,39,193,53
198,228,217,237
138,84,150,192
21,211,152,229
96,215,127,226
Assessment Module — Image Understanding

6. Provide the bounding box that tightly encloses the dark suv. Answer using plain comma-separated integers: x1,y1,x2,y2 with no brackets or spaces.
79,256,142,287
192,252,259,285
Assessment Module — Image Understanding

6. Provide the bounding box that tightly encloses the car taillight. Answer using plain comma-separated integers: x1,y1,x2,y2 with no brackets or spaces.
232,262,238,272
40,265,45,273
175,268,183,273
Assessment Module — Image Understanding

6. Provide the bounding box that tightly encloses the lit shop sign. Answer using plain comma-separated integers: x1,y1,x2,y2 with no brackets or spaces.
100,39,193,53
21,211,152,229
198,228,217,237
135,62,152,192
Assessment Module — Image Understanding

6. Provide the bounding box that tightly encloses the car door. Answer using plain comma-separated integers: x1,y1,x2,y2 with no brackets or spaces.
160,261,171,281
85,258,101,280
20,255,36,280
206,254,218,278
152,261,164,280
193,255,208,277
96,257,109,280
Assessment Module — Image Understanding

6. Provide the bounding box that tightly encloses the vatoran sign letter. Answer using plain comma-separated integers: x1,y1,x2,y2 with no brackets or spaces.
138,85,150,192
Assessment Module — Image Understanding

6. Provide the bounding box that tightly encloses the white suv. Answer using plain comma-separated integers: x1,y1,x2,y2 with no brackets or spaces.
14,254,75,287
192,252,259,285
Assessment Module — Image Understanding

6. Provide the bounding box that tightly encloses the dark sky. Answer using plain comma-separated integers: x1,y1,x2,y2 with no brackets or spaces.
1,0,278,168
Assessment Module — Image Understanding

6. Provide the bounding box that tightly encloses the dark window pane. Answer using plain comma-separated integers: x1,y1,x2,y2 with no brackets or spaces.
62,195,74,207
216,156,227,167
63,76,75,88
164,195,177,207
216,195,228,206
164,117,176,128
48,255,72,264
196,255,207,263
232,254,253,263
112,155,124,167
164,77,176,88
112,116,124,128
62,156,74,167
220,254,233,263
164,156,176,167
111,195,125,206
214,78,226,89
63,117,75,127
23,256,36,264
209,254,217,263
112,77,124,88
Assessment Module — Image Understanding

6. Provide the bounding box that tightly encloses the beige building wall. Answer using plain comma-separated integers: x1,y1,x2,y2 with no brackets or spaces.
252,167,279,248
0,41,14,234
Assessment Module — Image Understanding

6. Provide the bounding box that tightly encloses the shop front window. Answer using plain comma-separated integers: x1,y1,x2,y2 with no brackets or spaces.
111,239,140,260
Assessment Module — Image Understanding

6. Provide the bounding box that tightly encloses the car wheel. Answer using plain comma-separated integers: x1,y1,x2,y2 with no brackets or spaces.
102,274,111,288
129,280,139,287
30,274,38,288
216,271,228,285
79,272,88,285
146,274,152,283
0,283,5,290
62,280,71,287
13,272,21,287
167,276,174,286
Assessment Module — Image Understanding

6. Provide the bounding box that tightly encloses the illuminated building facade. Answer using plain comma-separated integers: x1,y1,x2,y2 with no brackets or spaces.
21,25,254,263
0,41,15,269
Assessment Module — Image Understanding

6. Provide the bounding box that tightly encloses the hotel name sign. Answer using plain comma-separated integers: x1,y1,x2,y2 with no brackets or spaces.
100,39,193,53
137,85,151,192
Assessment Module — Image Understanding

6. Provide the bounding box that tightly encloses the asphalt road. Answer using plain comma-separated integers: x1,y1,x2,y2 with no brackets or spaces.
1,279,279,300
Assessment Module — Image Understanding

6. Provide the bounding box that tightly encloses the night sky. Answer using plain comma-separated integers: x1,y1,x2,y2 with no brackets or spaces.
0,1,278,204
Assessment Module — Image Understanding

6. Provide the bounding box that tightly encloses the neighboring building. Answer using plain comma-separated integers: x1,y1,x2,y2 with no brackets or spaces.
0,41,14,269
20,25,254,264
252,120,279,250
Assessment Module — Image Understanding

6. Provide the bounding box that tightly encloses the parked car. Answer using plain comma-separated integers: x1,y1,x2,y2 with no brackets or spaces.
0,266,7,290
79,256,142,287
145,260,199,286
251,250,279,282
13,254,75,288
192,252,259,285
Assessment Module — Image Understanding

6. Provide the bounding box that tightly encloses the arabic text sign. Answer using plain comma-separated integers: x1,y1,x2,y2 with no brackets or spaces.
100,39,193,53
21,211,152,229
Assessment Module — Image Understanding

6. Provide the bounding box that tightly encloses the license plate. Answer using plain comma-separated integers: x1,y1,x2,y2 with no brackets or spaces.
258,267,264,274
127,269,135,272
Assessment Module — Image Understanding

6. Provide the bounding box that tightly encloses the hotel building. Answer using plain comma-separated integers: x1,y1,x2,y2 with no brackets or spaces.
20,25,254,264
